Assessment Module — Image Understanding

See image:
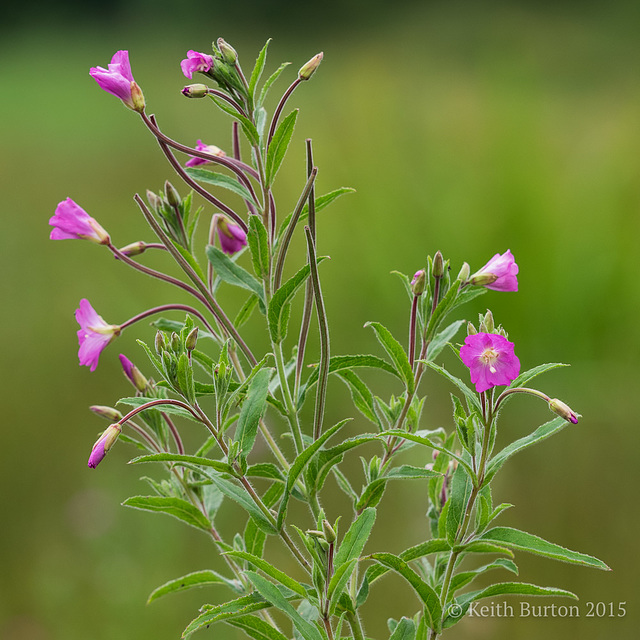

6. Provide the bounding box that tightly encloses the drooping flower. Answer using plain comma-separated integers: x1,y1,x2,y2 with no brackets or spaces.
180,50,214,79
75,299,121,372
49,198,110,244
118,354,148,392
459,332,520,393
469,250,519,292
215,215,247,255
90,50,145,112
88,423,121,469
185,140,226,167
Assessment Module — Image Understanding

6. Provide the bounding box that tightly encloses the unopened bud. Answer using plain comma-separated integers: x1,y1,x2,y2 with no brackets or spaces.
306,529,326,540
298,52,323,80
90,405,123,421
186,327,199,352
467,322,477,336
469,273,499,287
480,310,494,334
170,332,181,352
549,399,579,424
119,354,148,392
182,83,209,98
130,81,145,113
155,331,166,354
88,423,121,469
164,181,181,207
119,241,147,257
458,262,470,282
411,269,426,296
217,38,238,64
147,189,163,212
322,519,336,544
433,251,445,279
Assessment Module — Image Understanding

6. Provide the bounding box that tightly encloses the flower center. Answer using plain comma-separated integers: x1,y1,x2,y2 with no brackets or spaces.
481,347,500,373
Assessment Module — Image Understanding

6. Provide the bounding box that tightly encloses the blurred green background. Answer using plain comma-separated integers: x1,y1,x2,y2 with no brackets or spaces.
1,1,638,638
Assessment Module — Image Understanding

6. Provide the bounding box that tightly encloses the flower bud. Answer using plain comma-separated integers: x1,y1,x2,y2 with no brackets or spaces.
433,251,445,279
88,423,121,469
479,310,494,333
469,273,499,287
411,269,426,296
119,354,148,392
549,398,579,424
458,262,470,282
164,181,181,207
147,189,163,212
118,241,148,257
90,405,123,421
322,519,336,544
155,330,166,354
181,83,209,98
217,38,238,64
186,327,199,352
170,332,181,352
467,321,477,336
130,81,145,113
298,52,323,80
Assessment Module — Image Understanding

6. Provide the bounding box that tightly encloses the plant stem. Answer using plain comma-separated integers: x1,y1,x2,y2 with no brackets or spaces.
346,612,366,640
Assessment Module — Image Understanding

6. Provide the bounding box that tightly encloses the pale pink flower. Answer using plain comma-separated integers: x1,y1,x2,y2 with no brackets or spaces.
185,140,226,167
90,50,145,112
470,250,519,292
49,198,110,244
75,299,120,372
180,50,214,79
459,332,520,393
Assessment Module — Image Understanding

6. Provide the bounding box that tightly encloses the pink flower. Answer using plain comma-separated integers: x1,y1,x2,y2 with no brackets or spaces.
180,50,214,79
88,423,121,469
185,140,226,167
470,250,518,292
215,215,247,255
49,198,110,244
90,50,145,112
75,299,121,372
459,332,520,393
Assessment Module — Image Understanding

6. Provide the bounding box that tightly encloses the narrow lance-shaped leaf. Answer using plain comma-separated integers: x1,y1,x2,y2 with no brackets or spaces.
389,618,416,640
226,614,291,640
185,167,258,205
257,62,292,109
129,452,234,475
365,322,415,393
446,463,474,545
122,496,211,532
249,39,272,100
266,110,298,186
247,215,270,279
224,550,306,596
206,245,265,302
235,368,271,458
335,508,377,569
148,570,241,603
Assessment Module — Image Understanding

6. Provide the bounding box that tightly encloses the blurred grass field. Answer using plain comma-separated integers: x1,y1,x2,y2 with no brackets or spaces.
1,2,639,638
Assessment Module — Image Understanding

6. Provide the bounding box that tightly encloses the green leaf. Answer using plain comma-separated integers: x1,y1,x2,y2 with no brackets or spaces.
389,618,416,640
247,215,270,279
249,39,271,101
446,464,474,545
507,362,569,392
257,62,292,109
245,483,284,559
425,279,461,339
327,558,358,615
478,527,610,570
369,553,443,633
206,245,265,301
235,368,271,458
235,294,260,328
177,351,195,403
185,167,258,204
335,508,376,569
224,550,306,596
207,475,277,534
426,320,465,362
335,370,380,426
129,452,234,475
227,614,290,640
449,559,519,595
485,417,567,483
148,570,239,603
122,496,211,531
268,257,328,343
423,362,482,413
247,572,323,640
457,541,514,556
117,397,199,423
277,419,349,529
364,322,415,393
266,110,298,186
182,593,273,637
246,462,285,481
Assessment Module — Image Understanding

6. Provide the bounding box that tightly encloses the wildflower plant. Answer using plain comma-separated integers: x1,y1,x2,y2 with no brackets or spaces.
51,38,608,640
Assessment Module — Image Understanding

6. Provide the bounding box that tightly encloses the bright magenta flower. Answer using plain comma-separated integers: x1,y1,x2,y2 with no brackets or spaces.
75,299,121,372
470,250,519,292
49,198,110,244
215,215,247,255
88,423,121,469
180,50,214,79
90,50,145,112
185,140,226,168
460,332,520,393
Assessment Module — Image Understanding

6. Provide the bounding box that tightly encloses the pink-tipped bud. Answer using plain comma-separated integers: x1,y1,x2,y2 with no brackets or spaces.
130,81,145,113
90,405,123,421
119,354,148,392
88,423,121,469
411,270,426,296
118,241,148,257
182,83,209,98
298,52,323,80
549,399,579,424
